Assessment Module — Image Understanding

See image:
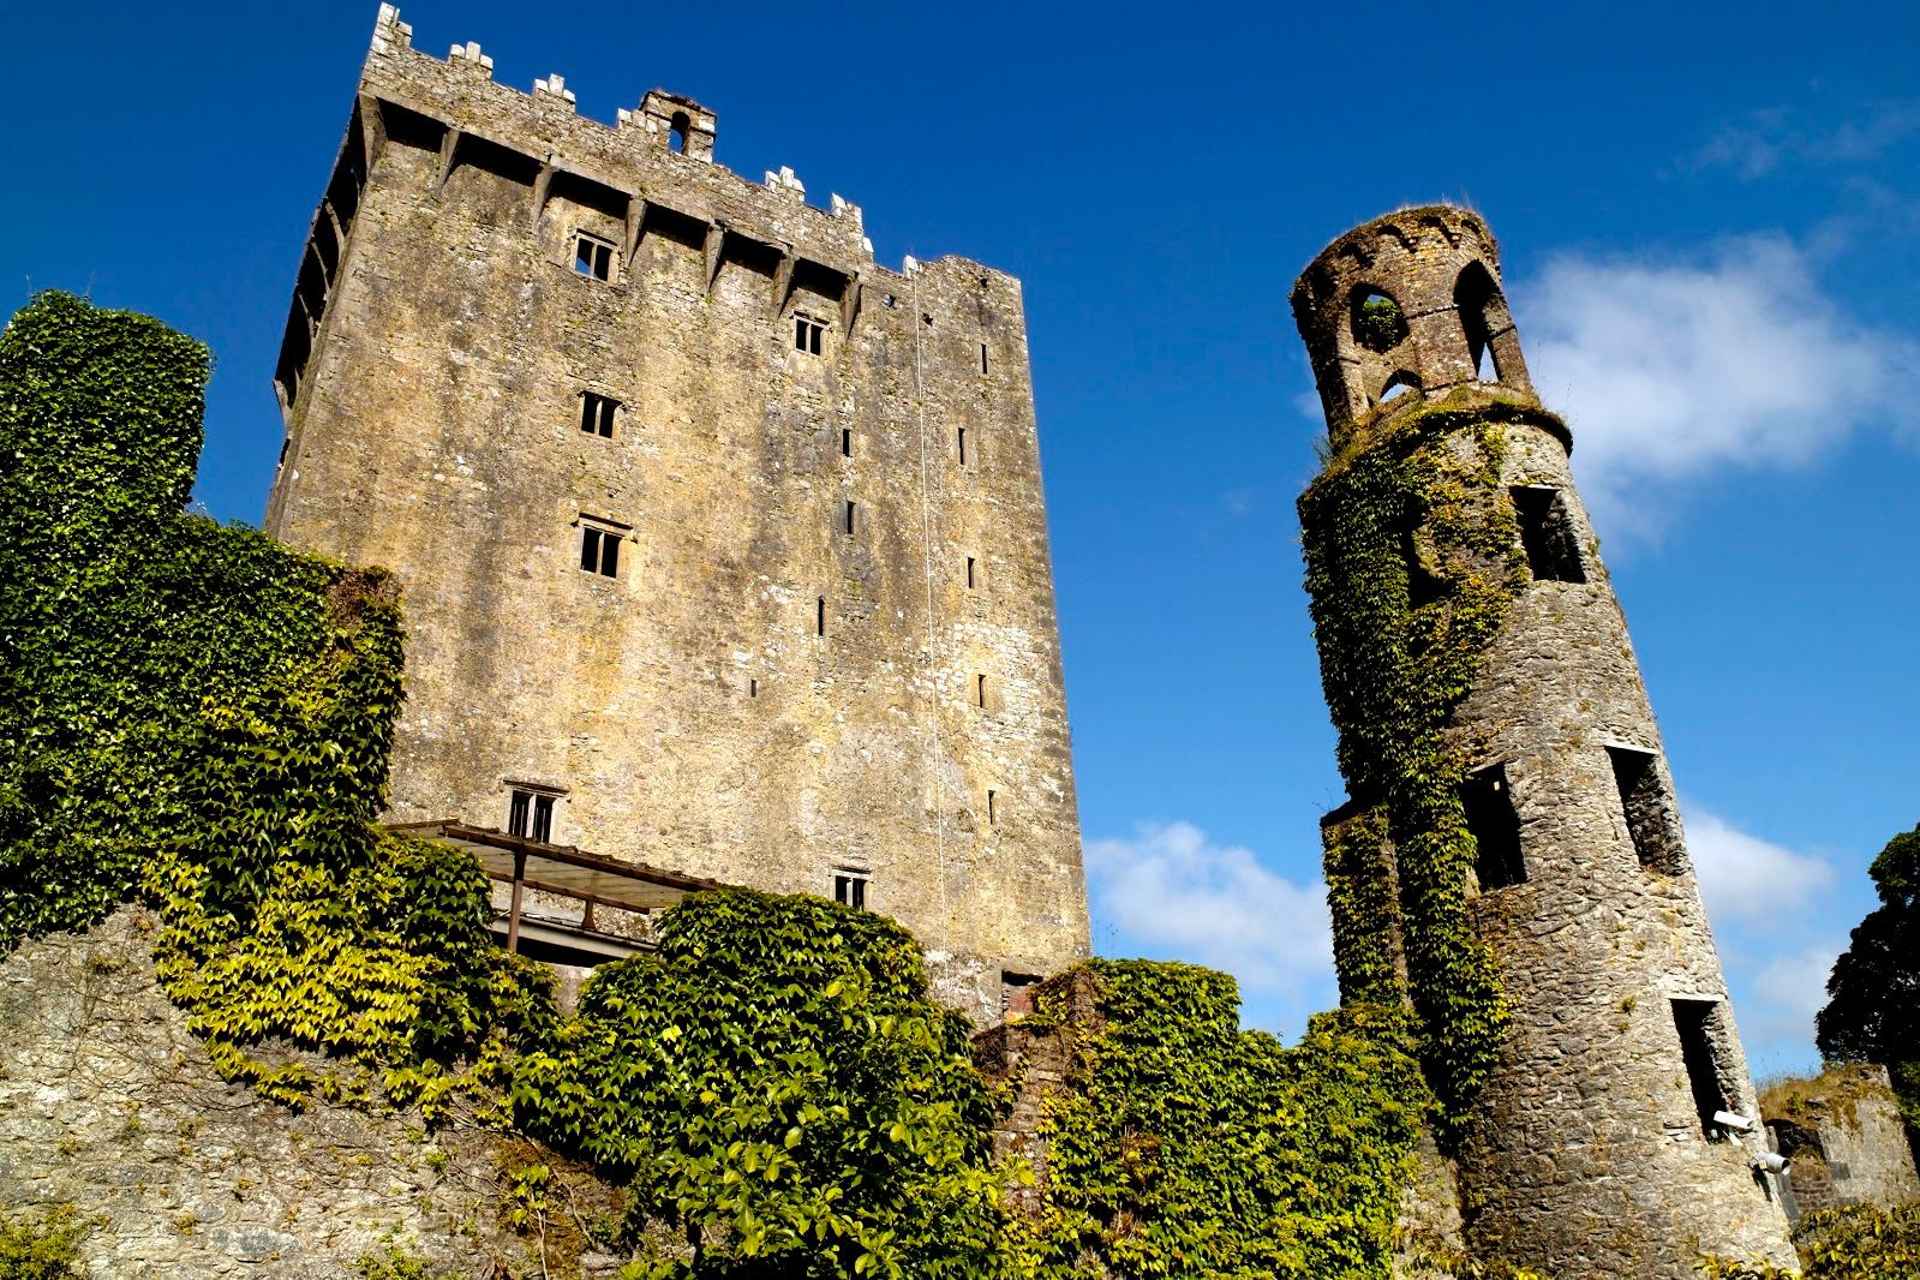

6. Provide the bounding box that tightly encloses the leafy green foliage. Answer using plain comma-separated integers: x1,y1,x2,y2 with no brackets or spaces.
1817,822,1920,1125
1298,392,1547,1134
0,1206,88,1280
354,1243,459,1280
1027,963,1427,1280
1698,1203,1920,1279
1352,293,1410,354
0,291,546,1103
514,890,1019,1280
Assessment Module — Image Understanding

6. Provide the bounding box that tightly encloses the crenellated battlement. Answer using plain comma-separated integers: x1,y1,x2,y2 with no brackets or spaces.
361,4,888,276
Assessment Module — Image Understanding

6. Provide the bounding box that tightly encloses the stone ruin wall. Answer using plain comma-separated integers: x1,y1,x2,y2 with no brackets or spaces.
1764,1064,1920,1216
0,910,623,1280
264,6,1088,1025
1292,205,1798,1278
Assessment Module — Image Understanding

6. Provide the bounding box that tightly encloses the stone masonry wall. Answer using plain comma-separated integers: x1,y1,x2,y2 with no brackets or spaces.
264,6,1088,1024
1292,206,1798,1278
1764,1064,1920,1215
0,910,624,1279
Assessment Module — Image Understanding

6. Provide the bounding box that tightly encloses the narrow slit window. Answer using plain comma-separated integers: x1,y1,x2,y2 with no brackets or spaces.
976,674,989,709
1608,746,1685,874
980,343,989,374
1461,763,1525,889
957,427,968,466
574,233,614,282
531,794,554,843
834,872,868,909
508,790,530,838
580,525,621,577
1672,999,1735,1137
844,500,856,535
987,789,997,825
749,678,758,698
841,428,852,457
580,391,617,438
816,596,826,637
794,315,826,355
1511,487,1586,583
966,556,977,589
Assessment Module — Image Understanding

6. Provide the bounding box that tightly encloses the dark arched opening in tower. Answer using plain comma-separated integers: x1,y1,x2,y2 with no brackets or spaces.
669,111,690,154
1454,261,1505,383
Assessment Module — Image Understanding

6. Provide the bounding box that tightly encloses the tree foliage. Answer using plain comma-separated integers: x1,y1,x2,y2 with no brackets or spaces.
1815,821,1920,1123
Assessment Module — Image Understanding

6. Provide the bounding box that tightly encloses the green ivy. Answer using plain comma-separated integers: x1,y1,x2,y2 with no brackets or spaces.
0,291,547,1105
1298,389,1559,1134
513,889,1021,1280
1024,962,1427,1280
0,1206,88,1280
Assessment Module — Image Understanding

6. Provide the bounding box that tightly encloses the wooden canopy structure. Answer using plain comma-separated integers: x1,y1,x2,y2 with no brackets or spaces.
388,820,730,966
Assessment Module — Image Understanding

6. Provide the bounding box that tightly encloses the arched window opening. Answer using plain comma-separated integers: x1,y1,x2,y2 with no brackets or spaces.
1350,288,1408,353
1380,370,1421,403
1454,261,1506,383
668,111,690,155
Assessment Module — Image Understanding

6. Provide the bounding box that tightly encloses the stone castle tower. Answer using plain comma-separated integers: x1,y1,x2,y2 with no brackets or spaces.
265,5,1089,1021
1291,206,1798,1276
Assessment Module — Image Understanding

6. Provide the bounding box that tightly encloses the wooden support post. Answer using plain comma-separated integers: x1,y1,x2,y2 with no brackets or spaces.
704,222,726,295
433,127,462,196
507,848,527,954
582,899,597,932
531,159,555,231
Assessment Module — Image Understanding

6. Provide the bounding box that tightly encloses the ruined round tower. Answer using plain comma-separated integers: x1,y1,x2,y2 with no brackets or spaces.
1291,206,1798,1277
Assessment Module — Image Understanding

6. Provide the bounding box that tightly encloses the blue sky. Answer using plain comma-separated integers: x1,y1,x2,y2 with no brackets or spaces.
5,1,1918,1074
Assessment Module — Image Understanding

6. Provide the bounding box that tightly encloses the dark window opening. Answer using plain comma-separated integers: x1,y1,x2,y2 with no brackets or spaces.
976,674,989,709
980,343,989,374
1672,999,1735,1137
957,427,968,466
749,678,758,698
1455,261,1505,384
966,556,977,589
987,789,997,825
668,111,690,155
1608,746,1686,874
816,596,826,637
1511,487,1586,584
508,789,555,844
841,428,852,457
1002,970,1042,1016
834,873,868,909
1462,763,1525,890
580,391,617,438
794,315,826,355
574,233,614,282
843,500,856,535
580,525,620,577
1402,526,1444,608
1351,288,1410,353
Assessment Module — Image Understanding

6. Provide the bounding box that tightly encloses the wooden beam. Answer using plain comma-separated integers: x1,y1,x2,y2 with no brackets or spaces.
704,222,726,295
432,127,462,196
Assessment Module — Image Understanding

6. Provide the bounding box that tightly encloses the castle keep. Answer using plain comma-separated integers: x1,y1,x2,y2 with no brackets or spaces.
265,5,1089,1022
1293,206,1798,1277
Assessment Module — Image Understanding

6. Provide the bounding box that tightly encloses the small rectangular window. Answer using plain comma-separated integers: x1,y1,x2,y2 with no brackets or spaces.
843,500,856,535
574,233,614,282
1608,746,1686,874
508,790,530,838
834,873,868,909
966,556,977,589
841,428,852,458
531,794,554,843
794,315,826,355
957,427,968,466
976,673,989,709
1461,763,1525,889
580,391,617,438
980,343,989,374
1672,999,1734,1137
816,596,826,637
987,789,997,824
1511,486,1586,584
580,524,620,577
507,787,557,843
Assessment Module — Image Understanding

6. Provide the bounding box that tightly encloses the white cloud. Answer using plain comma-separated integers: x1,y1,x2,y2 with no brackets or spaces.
1084,821,1332,996
1517,235,1920,537
1683,803,1836,924
1688,102,1920,180
1752,943,1841,1031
